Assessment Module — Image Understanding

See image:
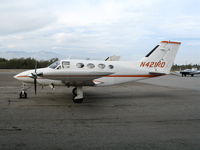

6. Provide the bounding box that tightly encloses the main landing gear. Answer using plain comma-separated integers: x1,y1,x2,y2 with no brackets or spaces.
72,86,83,103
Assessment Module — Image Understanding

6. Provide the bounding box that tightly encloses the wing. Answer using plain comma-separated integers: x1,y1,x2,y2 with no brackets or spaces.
40,70,114,86
193,70,200,74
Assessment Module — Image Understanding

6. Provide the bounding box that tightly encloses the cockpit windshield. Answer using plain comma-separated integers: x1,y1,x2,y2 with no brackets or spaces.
48,61,60,69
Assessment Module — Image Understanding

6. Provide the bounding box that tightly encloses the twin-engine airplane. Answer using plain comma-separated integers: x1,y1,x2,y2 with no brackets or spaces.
180,68,200,77
14,41,181,103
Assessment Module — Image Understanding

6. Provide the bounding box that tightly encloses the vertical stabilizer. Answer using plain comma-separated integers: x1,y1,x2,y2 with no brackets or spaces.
139,41,181,74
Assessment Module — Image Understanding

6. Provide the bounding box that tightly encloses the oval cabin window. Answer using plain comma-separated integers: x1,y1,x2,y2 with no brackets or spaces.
98,64,105,69
87,63,95,69
76,63,84,68
108,65,114,69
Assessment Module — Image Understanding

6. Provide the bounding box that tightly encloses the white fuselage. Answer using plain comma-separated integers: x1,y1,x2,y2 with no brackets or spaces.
14,59,161,87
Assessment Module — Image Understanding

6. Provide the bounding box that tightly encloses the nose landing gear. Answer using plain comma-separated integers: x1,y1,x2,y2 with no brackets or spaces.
19,91,27,99
19,83,29,99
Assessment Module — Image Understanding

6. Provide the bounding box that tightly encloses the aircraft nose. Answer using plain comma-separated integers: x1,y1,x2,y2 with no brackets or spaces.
13,73,20,80
13,70,35,81
13,71,28,80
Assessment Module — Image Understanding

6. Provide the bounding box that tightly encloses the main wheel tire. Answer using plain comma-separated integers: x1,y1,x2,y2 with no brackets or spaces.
19,91,27,99
72,88,77,96
73,97,83,103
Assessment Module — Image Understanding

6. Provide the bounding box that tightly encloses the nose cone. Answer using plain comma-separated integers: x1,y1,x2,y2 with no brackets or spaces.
13,74,19,80
13,73,22,80
13,71,30,81
13,70,36,82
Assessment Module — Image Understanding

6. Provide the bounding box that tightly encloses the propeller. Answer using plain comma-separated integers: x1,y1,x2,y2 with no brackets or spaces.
31,62,38,95
29,61,43,95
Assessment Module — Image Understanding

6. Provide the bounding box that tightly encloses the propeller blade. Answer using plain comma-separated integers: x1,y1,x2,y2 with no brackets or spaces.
34,60,37,95
34,78,37,95
35,61,37,73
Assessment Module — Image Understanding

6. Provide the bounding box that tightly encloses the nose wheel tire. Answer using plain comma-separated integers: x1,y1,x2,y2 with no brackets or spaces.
19,91,27,99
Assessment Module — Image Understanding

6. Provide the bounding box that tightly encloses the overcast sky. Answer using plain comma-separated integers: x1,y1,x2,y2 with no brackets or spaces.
0,0,200,64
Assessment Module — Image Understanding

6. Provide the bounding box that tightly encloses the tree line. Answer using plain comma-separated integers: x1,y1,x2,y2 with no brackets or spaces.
171,64,200,71
0,58,58,69
0,57,199,70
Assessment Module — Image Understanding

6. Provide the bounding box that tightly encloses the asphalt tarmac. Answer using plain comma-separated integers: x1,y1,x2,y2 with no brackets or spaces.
0,70,200,150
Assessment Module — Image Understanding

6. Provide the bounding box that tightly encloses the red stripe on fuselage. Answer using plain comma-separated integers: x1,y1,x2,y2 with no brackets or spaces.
17,76,29,77
16,76,43,79
105,75,161,77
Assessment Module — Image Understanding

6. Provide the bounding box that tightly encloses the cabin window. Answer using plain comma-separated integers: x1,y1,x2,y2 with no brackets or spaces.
62,61,70,69
108,65,114,69
76,63,84,68
87,63,95,69
98,64,105,69
48,61,60,69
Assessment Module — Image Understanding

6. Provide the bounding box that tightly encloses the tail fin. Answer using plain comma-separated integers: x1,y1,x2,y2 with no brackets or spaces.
139,41,181,74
